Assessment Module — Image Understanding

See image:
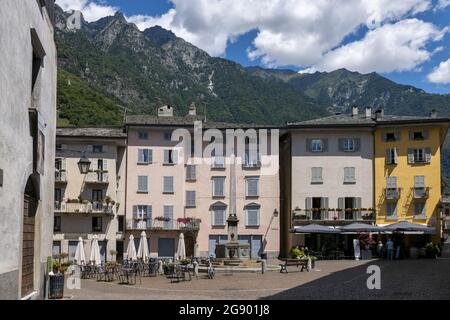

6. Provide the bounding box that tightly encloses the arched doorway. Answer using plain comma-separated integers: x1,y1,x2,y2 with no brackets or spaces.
21,176,38,298
183,232,196,258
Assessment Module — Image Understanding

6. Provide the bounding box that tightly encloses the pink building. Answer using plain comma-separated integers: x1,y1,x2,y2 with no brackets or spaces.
125,105,280,259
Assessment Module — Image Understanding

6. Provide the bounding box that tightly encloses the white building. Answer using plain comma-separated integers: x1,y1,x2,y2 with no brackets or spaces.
0,0,57,299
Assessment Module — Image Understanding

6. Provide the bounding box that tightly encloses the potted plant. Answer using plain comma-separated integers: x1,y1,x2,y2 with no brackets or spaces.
289,246,304,259
163,262,175,275
104,195,112,204
425,242,440,259
109,249,117,262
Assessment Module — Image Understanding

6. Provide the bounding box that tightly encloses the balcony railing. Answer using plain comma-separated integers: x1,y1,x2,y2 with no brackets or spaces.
293,209,375,222
413,187,430,199
126,218,201,231
85,171,109,183
55,201,114,215
385,188,401,200
55,170,67,183
243,153,262,168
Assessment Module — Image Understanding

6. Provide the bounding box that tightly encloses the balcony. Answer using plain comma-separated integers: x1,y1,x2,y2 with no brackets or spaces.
413,187,430,199
243,153,262,169
385,188,401,200
293,209,375,223
85,171,109,184
55,170,67,183
126,217,201,231
55,201,114,215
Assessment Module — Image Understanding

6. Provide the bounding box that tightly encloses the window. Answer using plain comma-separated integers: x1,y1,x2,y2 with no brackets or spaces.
137,176,148,193
414,202,426,218
93,145,103,153
163,149,177,165
92,217,102,232
408,148,431,164
186,191,196,207
212,152,225,168
311,139,323,152
386,203,397,219
212,177,225,197
212,205,226,226
133,205,151,219
118,216,124,232
386,148,398,165
244,151,261,167
163,132,172,141
413,131,424,140
245,177,259,197
92,189,103,203
311,167,323,184
56,144,62,151
138,149,152,164
343,138,355,152
186,165,196,181
245,206,260,227
344,167,356,184
54,216,61,232
163,176,174,193
387,176,397,189
138,131,148,140
386,133,396,142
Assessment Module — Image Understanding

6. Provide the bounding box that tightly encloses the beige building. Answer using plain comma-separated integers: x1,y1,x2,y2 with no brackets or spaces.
53,128,127,263
0,0,57,299
125,106,280,259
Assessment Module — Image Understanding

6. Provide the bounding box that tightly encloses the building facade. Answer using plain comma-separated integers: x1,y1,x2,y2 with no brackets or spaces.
374,110,450,242
0,0,57,299
53,128,127,263
125,106,280,259
281,107,375,256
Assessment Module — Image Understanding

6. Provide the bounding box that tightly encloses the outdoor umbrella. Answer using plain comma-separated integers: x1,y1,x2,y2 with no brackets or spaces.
384,221,435,234
74,237,86,265
292,224,340,234
176,233,186,261
137,231,149,262
339,223,383,233
126,234,137,261
89,235,102,266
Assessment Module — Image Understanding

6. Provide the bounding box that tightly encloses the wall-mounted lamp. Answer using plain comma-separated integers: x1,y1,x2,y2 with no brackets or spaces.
273,208,279,217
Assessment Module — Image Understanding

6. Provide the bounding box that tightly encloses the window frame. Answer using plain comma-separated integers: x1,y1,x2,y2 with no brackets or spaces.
212,177,226,198
311,139,323,152
245,176,260,197
163,176,174,194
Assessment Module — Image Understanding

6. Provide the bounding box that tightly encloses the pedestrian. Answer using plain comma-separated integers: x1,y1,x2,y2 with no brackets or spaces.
377,241,384,258
386,238,394,261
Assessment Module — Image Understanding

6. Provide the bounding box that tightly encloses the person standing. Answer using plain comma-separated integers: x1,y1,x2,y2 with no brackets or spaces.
386,238,394,261
377,241,384,258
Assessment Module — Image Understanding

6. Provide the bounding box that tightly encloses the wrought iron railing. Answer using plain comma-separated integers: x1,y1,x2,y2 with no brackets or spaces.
293,209,375,222
126,218,201,231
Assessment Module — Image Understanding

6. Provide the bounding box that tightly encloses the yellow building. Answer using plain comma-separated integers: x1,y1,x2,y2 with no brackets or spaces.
374,110,450,241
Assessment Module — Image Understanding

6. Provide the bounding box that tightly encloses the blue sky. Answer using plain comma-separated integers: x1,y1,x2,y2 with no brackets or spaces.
58,0,450,93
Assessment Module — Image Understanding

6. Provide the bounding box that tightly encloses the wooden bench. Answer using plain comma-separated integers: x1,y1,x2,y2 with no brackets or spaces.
279,259,309,273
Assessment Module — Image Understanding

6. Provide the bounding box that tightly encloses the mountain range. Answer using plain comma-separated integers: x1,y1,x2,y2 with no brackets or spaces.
54,5,450,189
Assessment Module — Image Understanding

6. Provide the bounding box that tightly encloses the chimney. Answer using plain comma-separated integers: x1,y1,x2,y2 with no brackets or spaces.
375,107,384,120
430,109,437,118
352,105,358,117
188,102,197,116
365,106,372,118
158,105,174,117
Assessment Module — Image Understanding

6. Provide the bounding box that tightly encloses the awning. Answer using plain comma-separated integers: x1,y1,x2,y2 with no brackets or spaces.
383,221,435,234
292,224,340,234
339,223,383,233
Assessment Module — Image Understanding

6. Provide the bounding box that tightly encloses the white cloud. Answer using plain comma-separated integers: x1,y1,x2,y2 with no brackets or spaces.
435,0,450,10
428,58,450,83
126,0,432,65
55,0,117,22
301,19,448,74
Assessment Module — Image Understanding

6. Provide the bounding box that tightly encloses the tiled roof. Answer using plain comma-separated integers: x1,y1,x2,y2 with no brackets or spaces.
56,127,127,138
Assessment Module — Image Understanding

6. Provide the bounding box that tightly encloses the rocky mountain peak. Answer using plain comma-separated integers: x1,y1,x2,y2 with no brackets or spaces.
143,25,177,46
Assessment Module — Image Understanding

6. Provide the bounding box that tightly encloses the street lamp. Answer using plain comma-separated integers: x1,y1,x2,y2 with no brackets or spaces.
273,208,279,217
77,154,91,174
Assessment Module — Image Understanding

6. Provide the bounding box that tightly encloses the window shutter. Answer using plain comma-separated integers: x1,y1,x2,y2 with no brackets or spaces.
393,148,398,164
247,178,259,196
103,145,108,153
414,176,425,188
321,197,329,218
409,131,414,140
344,167,349,182
148,149,153,163
338,198,344,210
305,197,312,214
103,159,108,171
133,205,138,219
61,158,67,171
385,149,392,165
88,145,94,153
414,203,421,216
381,133,386,142
147,206,152,220
91,159,98,171
138,149,144,163
187,165,196,180
407,148,414,164
322,139,328,152
306,139,312,152
338,139,344,152
394,132,401,141
354,138,361,152
173,150,178,164
423,130,429,140
164,150,169,163
138,176,148,192
355,197,362,214
387,176,397,188
425,148,432,163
